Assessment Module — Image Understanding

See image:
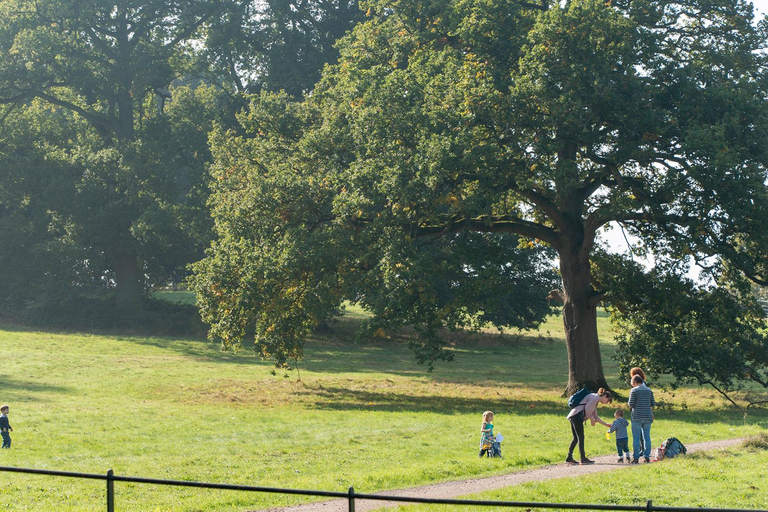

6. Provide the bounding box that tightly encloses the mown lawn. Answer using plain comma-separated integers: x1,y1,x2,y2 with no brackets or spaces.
0,307,765,511
387,437,768,511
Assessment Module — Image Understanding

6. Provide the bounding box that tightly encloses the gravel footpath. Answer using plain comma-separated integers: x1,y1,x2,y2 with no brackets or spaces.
256,437,744,512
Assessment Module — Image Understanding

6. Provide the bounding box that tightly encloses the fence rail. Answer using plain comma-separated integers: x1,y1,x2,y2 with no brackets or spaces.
1,465,766,512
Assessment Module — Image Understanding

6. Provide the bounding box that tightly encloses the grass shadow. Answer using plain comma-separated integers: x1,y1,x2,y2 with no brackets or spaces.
297,318,572,384
295,386,567,415
0,374,71,395
293,384,768,426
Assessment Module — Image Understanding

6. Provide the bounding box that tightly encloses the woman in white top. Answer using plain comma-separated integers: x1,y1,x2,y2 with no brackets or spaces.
566,388,613,465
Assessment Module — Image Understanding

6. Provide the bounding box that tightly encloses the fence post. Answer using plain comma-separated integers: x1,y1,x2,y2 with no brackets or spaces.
647,500,653,512
348,486,355,512
106,469,114,512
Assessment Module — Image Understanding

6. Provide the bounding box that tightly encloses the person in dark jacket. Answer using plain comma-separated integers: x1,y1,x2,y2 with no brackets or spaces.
0,405,12,449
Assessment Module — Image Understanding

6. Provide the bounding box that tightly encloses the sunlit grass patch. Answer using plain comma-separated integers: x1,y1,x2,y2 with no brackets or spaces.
0,311,765,511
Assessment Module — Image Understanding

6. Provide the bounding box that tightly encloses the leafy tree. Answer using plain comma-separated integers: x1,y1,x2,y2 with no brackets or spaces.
193,0,768,388
595,253,768,409
202,0,365,97
0,101,92,313
0,0,367,316
0,0,239,313
191,88,557,368
0,85,234,321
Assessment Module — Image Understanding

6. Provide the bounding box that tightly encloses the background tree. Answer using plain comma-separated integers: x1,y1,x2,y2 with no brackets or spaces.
0,0,237,312
202,0,365,97
190,91,557,369
192,0,768,390
0,0,366,318
0,85,234,323
0,101,92,315
594,253,768,409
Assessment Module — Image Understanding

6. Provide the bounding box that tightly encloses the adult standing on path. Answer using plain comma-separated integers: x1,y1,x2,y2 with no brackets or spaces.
628,374,656,463
629,367,648,454
566,389,613,465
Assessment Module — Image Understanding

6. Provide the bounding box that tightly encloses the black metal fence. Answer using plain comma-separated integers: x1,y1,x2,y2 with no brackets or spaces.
1,465,766,512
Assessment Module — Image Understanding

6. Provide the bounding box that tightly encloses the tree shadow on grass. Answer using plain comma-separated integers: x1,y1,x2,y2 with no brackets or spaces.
97,326,571,377
295,386,565,415
0,374,71,395
292,385,768,426
295,327,571,385
0,320,267,366
1,310,571,377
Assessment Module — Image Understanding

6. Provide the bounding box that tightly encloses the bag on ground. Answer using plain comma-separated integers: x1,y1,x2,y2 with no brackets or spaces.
567,387,591,409
656,437,687,461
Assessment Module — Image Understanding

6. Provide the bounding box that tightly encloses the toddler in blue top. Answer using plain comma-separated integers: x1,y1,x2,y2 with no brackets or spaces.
607,409,630,463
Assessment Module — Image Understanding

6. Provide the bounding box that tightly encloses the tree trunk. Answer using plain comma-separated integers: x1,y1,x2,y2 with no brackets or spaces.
559,244,608,395
114,249,143,316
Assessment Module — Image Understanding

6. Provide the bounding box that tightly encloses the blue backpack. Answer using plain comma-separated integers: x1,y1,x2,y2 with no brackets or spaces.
658,437,687,460
567,387,591,409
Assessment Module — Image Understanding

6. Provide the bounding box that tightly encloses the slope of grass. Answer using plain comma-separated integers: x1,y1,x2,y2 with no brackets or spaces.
0,310,765,511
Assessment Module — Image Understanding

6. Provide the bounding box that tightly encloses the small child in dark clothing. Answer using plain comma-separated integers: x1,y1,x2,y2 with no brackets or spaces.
0,405,12,449
607,409,630,463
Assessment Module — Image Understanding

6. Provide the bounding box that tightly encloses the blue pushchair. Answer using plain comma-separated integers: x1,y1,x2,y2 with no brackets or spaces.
481,433,503,458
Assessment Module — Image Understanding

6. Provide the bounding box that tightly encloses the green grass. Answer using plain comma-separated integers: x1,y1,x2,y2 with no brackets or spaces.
0,307,765,511
385,438,768,511
151,289,198,306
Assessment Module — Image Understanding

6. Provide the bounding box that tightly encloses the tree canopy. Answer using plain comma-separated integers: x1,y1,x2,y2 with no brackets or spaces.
0,0,241,313
0,0,364,317
203,0,366,97
191,0,768,392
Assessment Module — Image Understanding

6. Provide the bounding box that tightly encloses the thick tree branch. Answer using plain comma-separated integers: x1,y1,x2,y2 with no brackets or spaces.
510,184,567,233
699,378,742,410
412,215,560,245
36,91,112,133
0,92,34,105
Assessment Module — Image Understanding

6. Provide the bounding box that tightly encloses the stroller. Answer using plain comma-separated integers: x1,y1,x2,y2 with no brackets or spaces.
482,433,503,458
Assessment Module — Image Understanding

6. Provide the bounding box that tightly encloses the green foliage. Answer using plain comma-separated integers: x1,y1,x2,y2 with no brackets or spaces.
190,85,558,368
0,0,369,320
0,101,96,308
206,0,366,97
193,0,768,387
0,0,245,314
0,84,234,321
594,252,768,408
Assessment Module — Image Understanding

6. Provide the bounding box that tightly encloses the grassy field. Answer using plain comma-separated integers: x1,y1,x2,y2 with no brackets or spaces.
0,304,766,511
388,437,768,511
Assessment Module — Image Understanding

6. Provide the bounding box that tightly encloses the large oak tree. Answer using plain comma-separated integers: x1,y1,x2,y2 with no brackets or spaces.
192,0,768,391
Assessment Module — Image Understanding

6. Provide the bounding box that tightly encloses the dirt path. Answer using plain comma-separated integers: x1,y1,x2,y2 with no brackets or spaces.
258,438,744,512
